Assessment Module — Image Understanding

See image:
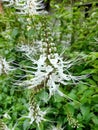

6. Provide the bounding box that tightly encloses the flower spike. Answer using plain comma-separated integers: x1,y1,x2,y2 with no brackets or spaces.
2,0,47,15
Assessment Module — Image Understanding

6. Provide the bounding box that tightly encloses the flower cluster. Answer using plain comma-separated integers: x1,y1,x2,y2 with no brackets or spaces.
26,104,46,126
0,57,10,75
2,0,46,15
17,40,85,100
14,18,86,127
67,113,80,128
17,41,42,57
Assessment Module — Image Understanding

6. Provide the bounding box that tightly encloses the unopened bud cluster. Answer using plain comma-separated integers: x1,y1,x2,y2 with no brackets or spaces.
42,41,57,58
41,23,57,59
67,113,80,128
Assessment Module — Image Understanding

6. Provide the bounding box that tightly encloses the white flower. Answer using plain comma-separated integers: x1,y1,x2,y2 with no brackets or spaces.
24,104,46,126
17,42,43,57
2,0,47,15
0,57,10,75
18,55,53,89
0,62,2,75
17,44,34,55
17,0,45,15
17,50,85,99
3,113,11,119
2,0,14,6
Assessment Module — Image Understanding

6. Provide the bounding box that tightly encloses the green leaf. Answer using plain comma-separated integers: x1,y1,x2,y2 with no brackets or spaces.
93,75,98,81
23,119,30,130
54,93,64,103
77,84,88,94
92,94,98,103
92,115,98,125
37,90,49,103
11,28,19,38
86,79,97,86
65,103,75,115
80,106,90,121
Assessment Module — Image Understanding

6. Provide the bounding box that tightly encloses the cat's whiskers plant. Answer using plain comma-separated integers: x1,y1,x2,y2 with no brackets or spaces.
14,18,87,127
17,19,85,99
2,0,47,15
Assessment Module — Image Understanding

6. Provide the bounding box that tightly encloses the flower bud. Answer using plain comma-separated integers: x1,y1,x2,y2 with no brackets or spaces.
50,42,55,47
49,48,52,53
